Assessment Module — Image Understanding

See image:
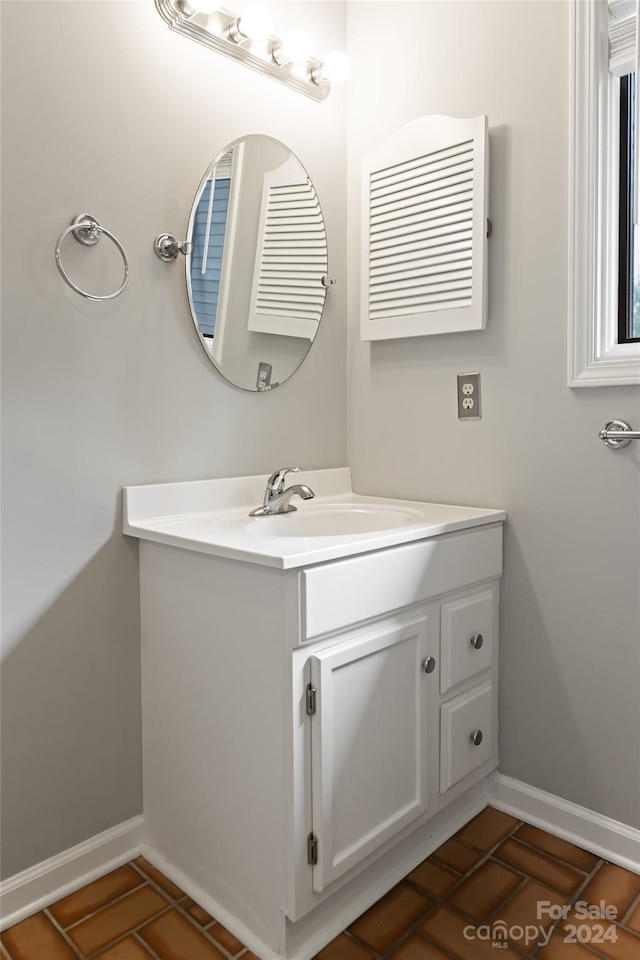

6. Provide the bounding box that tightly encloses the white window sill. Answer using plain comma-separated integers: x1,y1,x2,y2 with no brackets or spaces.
570,353,640,388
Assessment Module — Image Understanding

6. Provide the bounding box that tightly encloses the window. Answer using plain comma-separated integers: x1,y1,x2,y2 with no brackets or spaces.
191,174,231,340
568,0,640,385
618,73,640,342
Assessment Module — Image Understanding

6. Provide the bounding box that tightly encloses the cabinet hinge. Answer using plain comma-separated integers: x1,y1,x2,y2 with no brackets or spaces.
307,832,318,865
305,684,316,715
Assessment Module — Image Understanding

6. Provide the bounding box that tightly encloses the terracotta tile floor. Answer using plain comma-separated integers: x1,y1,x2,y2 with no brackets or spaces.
3,808,640,960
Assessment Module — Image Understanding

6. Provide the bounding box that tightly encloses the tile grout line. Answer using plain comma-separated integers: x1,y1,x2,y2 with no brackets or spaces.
482,873,530,926
379,895,436,959
83,904,175,960
43,907,88,960
618,885,640,928
132,930,165,960
502,834,596,877
335,923,383,958
170,897,247,959
129,861,184,902
60,879,150,932
408,928,463,960
485,849,595,902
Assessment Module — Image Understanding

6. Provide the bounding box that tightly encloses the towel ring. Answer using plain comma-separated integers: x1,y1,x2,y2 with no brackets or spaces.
55,214,129,301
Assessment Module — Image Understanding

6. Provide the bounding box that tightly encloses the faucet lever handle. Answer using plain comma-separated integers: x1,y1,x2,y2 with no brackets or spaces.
266,466,301,494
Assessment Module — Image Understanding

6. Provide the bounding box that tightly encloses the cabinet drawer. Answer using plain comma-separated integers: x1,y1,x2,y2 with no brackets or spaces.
301,525,502,640
440,587,495,693
440,679,493,792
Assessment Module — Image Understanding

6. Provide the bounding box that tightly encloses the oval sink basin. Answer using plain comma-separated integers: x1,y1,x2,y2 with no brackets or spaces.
245,503,425,538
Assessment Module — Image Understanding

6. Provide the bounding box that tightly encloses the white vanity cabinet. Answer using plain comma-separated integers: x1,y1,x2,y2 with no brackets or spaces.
300,583,499,899
136,517,502,960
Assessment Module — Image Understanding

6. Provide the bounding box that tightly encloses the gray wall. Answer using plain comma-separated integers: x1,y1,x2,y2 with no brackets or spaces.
0,0,347,878
346,1,640,828
3,0,639,887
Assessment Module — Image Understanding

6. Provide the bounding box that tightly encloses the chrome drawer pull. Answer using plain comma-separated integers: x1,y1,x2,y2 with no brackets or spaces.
470,633,484,649
421,657,436,674
470,729,483,746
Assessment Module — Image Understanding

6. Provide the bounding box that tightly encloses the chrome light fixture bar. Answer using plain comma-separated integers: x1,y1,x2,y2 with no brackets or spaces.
155,0,331,102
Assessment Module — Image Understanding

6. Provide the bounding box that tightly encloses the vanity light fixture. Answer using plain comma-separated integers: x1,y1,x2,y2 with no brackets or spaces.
311,50,352,85
228,2,274,43
272,27,313,66
180,0,220,14
155,0,350,101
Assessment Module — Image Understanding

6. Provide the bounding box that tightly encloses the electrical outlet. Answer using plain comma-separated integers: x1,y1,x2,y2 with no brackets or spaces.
256,362,272,391
457,372,482,419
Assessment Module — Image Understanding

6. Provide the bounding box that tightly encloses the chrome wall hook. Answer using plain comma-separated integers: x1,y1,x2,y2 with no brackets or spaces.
154,234,193,262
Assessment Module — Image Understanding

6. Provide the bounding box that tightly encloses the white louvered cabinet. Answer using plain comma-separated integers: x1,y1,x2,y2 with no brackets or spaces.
248,156,327,340
361,115,489,340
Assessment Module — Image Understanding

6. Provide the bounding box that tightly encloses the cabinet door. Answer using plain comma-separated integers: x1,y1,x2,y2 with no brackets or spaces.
308,614,435,892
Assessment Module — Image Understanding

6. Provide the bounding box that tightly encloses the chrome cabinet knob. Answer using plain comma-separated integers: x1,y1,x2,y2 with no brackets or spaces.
470,729,483,746
470,634,484,650
421,657,436,674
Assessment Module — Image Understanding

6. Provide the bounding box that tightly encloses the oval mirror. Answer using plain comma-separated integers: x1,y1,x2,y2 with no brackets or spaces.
186,135,329,391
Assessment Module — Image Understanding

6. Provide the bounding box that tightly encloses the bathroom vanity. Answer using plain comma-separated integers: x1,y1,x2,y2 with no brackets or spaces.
124,468,505,960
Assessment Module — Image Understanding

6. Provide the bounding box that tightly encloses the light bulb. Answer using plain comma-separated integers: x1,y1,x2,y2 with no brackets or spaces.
321,50,351,84
237,3,274,42
279,27,313,63
180,0,219,14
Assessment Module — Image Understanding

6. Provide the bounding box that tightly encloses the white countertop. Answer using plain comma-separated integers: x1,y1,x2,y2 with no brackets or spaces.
123,468,506,569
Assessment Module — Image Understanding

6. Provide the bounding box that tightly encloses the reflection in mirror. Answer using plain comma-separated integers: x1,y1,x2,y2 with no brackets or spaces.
186,135,328,391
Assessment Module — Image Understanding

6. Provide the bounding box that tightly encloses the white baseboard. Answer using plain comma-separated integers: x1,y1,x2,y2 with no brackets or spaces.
487,773,640,875
0,816,145,931
2,775,638,939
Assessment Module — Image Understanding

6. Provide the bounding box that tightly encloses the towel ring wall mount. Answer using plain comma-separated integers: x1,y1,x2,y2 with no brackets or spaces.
55,214,129,301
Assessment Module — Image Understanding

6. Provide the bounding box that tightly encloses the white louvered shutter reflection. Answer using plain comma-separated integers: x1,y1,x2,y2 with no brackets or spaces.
361,116,489,340
248,157,327,340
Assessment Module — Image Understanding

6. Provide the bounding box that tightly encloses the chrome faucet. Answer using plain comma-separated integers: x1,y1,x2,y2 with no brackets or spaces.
249,467,315,517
